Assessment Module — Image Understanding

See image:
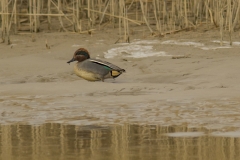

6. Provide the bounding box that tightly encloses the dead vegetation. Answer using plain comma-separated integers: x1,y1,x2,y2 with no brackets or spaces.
1,0,240,44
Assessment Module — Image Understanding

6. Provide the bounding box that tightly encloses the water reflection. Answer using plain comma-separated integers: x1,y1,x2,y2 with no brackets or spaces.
0,124,239,160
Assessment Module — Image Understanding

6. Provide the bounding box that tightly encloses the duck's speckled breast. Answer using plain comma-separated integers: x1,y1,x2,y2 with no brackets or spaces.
74,63,100,81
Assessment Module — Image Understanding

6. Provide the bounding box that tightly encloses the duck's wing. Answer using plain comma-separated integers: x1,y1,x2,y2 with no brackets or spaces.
89,59,125,72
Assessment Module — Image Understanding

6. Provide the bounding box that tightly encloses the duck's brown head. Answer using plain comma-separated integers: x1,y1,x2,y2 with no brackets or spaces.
67,48,90,64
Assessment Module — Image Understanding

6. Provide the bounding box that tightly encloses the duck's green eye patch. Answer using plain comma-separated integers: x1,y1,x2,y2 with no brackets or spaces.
76,51,90,58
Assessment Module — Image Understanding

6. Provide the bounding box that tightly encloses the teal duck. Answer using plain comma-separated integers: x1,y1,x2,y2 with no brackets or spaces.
67,48,125,81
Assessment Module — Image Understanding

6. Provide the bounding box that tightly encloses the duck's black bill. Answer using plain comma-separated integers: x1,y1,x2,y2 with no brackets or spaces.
67,58,75,64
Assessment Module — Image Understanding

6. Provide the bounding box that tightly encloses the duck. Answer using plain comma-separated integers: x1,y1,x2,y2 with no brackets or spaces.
67,48,125,81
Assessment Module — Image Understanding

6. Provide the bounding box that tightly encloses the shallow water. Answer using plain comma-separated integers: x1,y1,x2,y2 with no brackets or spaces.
0,124,240,160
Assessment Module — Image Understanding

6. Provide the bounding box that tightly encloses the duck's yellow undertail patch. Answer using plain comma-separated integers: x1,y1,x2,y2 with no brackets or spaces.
111,70,121,77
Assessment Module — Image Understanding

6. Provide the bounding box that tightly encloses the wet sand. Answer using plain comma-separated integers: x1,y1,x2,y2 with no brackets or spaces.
1,27,240,128
1,26,240,159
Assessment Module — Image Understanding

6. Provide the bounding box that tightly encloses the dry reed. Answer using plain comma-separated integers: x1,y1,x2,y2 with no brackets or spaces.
1,0,240,44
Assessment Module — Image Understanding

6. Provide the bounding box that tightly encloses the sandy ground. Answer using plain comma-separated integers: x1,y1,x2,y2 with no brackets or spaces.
1,26,240,131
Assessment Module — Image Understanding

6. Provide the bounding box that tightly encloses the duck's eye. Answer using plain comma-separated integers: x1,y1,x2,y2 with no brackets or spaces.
75,51,90,58
76,51,84,55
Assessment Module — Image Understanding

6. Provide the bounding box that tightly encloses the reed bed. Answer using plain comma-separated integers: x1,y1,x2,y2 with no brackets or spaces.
1,0,240,44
